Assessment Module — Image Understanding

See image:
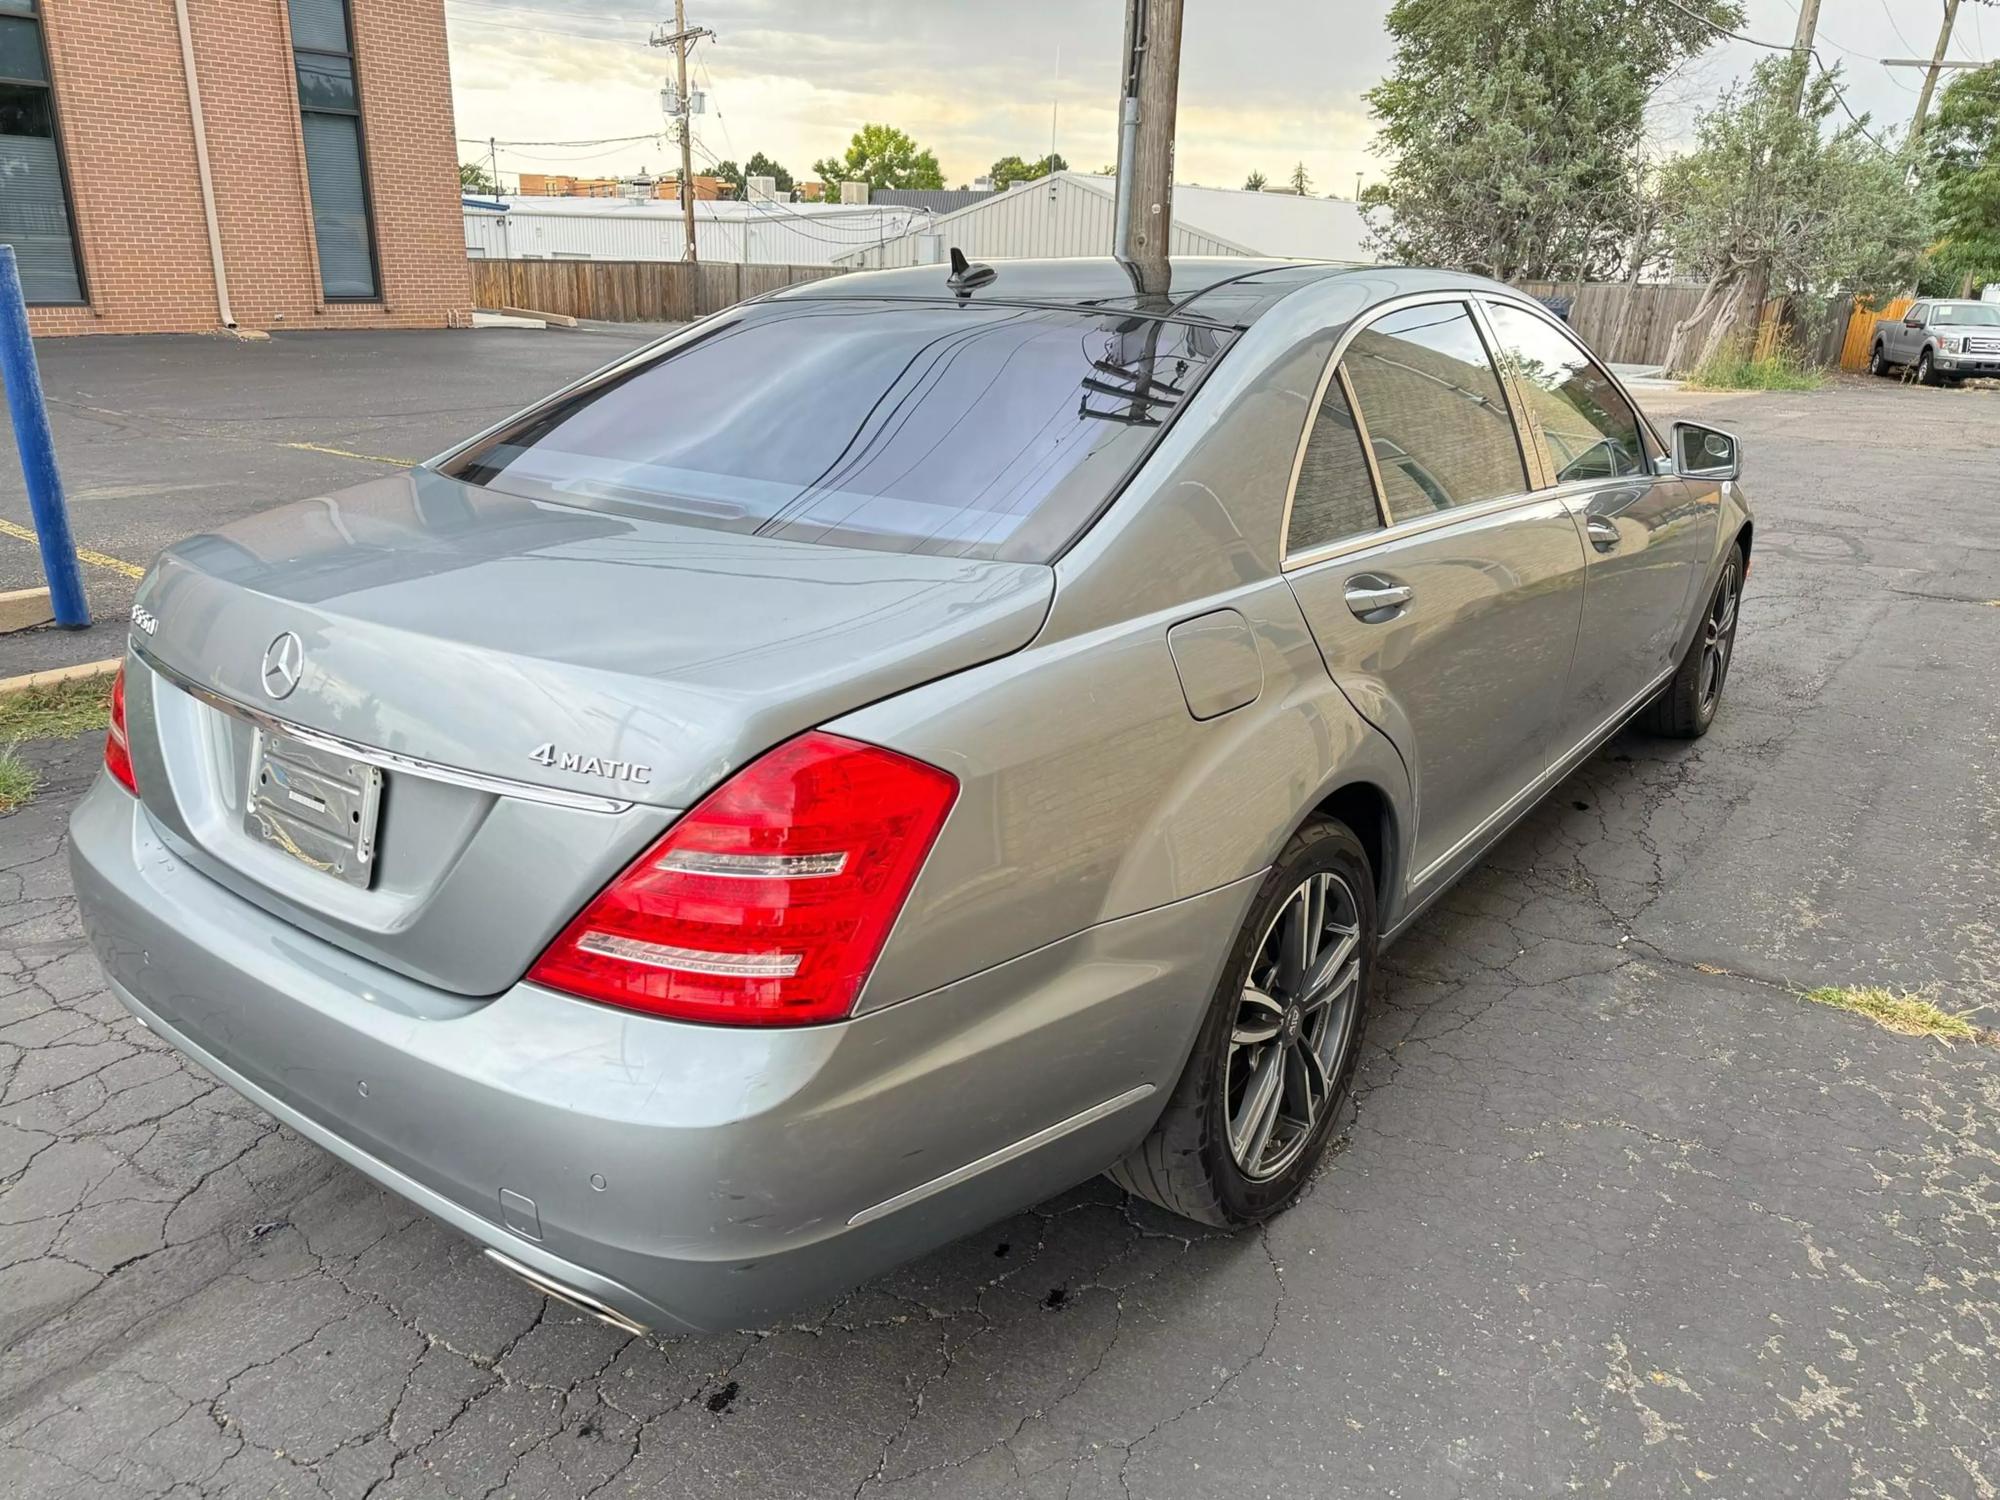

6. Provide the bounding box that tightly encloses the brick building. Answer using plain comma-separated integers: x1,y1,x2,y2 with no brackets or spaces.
1,0,470,336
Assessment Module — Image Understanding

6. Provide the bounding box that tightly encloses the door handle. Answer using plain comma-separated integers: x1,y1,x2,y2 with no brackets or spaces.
1585,516,1620,552
1343,576,1414,622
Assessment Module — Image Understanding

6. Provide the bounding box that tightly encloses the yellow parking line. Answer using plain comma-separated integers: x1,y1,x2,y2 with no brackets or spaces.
0,518,146,579
282,441,416,467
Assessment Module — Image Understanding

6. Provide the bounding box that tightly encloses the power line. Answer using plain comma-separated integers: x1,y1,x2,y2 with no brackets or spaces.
1641,0,1893,148
1773,0,1867,59
681,135,924,230
458,132,662,148
449,0,645,16
1878,0,1922,57
1647,0,1803,53
478,144,663,168
444,10,634,45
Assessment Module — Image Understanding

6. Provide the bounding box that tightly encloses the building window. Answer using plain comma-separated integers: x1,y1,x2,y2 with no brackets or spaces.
0,0,85,305
289,0,379,300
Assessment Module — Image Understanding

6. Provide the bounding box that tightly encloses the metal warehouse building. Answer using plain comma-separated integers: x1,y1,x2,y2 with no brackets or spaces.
462,196,932,269
834,172,1377,269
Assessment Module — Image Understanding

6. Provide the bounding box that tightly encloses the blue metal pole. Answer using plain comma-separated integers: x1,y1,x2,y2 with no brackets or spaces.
0,244,89,628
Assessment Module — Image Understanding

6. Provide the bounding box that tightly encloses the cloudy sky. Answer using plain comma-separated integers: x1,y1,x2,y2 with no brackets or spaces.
445,1,1992,194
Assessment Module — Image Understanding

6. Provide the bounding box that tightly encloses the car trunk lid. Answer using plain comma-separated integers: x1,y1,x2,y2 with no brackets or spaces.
122,470,1052,994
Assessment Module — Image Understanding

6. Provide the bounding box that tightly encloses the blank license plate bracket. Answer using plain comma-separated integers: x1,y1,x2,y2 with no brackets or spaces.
246,730,383,889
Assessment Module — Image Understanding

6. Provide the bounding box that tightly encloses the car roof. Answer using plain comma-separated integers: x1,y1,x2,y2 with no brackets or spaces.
769,257,1514,329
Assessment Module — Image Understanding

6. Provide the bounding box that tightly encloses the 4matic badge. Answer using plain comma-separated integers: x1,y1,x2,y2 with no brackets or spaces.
529,743,653,785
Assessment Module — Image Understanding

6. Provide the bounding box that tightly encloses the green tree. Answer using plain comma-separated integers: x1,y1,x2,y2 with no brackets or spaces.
1364,0,1740,281
744,151,795,195
1244,170,1268,192
459,161,496,193
989,152,1069,189
1656,57,1928,372
711,160,744,199
1918,61,2000,296
1287,162,1312,195
813,124,945,193
989,155,1035,189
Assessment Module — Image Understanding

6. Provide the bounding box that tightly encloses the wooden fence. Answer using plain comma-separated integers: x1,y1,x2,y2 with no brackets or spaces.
1518,281,1709,367
473,258,1883,372
1519,280,1856,370
1837,295,1915,372
469,259,845,323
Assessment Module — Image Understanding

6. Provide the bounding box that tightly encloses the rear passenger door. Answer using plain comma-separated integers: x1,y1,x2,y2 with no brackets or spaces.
1283,298,1591,889
1481,300,1715,749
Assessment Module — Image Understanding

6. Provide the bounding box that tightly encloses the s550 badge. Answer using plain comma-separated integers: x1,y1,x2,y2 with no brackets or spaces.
529,743,652,785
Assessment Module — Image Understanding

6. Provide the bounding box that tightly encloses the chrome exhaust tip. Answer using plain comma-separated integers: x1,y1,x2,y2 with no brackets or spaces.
482,1248,651,1336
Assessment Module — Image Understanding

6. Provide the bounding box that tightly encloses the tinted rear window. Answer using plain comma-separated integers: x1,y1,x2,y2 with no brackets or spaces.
446,299,1234,562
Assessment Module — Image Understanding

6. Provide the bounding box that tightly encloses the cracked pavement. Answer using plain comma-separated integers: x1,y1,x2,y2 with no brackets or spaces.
4,374,1998,1497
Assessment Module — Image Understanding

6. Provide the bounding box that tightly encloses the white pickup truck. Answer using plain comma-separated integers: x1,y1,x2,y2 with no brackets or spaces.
1869,299,2000,386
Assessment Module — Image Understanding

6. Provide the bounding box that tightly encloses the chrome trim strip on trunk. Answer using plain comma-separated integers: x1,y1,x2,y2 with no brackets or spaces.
133,644,635,814
846,1084,1158,1228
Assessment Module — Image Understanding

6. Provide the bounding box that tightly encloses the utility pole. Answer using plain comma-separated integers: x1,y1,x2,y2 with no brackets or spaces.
649,4,712,263
1111,0,1184,297
1736,0,1821,341
1046,43,1061,177
1784,0,1822,112
1910,0,1965,141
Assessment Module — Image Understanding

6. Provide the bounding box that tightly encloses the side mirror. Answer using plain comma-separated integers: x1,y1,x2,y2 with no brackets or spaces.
1904,315,1924,329
1672,421,1740,481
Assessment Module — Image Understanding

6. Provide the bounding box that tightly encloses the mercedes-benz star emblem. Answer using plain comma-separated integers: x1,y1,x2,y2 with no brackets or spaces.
260,632,305,700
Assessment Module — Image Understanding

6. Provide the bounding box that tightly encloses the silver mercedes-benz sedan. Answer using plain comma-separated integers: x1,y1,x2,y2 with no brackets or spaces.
71,259,1751,1335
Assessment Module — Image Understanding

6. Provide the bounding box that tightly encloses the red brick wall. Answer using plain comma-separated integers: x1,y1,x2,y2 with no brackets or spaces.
25,0,471,336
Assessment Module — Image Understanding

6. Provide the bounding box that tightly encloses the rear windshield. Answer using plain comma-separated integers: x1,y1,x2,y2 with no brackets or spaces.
446,298,1234,563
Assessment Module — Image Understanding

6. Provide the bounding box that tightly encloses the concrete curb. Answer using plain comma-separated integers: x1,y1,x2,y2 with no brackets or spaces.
0,586,55,634
0,656,122,702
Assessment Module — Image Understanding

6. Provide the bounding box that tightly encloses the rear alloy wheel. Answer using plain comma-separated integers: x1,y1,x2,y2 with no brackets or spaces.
1639,546,1743,739
1223,873,1364,1181
1917,348,1940,387
1109,819,1375,1227
1868,342,1891,378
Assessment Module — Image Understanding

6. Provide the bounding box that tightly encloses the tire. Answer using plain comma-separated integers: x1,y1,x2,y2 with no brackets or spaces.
1917,348,1940,387
1869,342,1891,377
1638,546,1744,739
1108,818,1376,1228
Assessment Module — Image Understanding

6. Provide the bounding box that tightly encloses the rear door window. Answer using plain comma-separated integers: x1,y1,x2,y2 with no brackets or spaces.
445,299,1233,563
1338,301,1529,523
1285,372,1382,556
1483,302,1647,484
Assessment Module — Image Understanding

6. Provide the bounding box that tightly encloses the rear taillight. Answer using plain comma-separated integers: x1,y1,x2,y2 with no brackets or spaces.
104,665,138,795
527,732,957,1026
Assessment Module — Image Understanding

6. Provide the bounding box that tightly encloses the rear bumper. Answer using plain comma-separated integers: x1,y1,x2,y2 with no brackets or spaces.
69,774,1252,1333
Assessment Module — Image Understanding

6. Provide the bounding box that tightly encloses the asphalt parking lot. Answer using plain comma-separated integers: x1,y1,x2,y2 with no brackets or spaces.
0,325,665,678
3,338,1998,1497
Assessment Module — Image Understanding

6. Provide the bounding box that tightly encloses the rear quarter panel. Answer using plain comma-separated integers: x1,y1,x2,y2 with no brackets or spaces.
835,277,1419,1011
